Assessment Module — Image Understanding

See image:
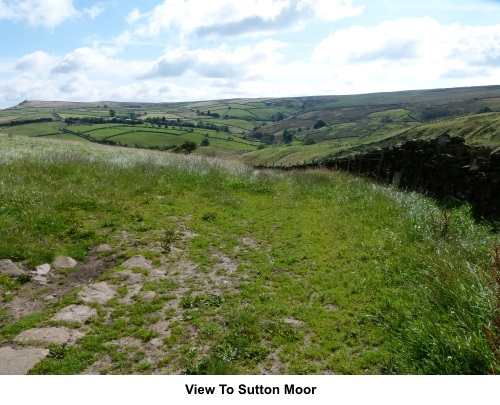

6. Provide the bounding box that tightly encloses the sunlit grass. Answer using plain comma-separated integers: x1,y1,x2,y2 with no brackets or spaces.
0,134,498,374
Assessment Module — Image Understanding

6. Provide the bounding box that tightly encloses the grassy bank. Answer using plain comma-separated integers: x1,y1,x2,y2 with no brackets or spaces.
0,135,498,374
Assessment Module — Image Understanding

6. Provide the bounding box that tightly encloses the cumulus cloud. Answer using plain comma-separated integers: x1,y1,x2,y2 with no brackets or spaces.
313,17,500,79
129,0,363,39
141,39,285,79
307,17,500,94
14,51,56,71
51,46,121,75
3,11,500,109
0,0,103,28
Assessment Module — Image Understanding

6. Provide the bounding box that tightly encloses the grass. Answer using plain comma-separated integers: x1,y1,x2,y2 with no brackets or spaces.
2,122,64,137
0,134,498,374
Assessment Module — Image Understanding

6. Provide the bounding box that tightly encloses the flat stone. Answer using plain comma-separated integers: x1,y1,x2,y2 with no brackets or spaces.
0,347,49,375
44,295,57,301
121,255,152,270
52,255,77,269
149,247,166,254
95,244,112,253
149,338,163,348
52,305,97,323
150,269,166,277
170,247,183,255
77,282,115,303
13,327,84,345
35,263,51,275
0,259,24,277
32,275,48,285
140,291,156,301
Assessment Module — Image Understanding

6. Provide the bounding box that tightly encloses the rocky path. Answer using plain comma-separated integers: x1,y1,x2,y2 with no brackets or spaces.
0,223,253,374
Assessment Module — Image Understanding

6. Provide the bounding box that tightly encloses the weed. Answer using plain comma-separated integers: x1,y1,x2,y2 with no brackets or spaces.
430,210,452,238
48,344,68,360
162,228,178,251
202,212,217,222
16,273,32,284
180,294,223,309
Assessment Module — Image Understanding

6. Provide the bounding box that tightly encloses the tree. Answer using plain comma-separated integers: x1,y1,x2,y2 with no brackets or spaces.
174,141,198,154
201,138,210,147
313,120,326,129
282,129,294,144
109,109,116,117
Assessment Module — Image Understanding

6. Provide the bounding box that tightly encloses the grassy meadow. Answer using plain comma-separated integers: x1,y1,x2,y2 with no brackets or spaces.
0,134,499,374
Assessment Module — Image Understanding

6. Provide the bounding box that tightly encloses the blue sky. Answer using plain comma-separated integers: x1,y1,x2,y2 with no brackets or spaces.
0,0,499,108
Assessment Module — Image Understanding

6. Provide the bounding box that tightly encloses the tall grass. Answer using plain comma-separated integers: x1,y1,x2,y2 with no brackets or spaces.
0,134,498,374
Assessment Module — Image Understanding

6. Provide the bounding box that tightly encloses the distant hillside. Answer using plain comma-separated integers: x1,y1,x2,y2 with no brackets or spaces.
2,85,500,165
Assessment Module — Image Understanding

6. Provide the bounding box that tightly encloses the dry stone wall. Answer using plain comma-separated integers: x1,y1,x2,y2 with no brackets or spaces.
259,135,500,219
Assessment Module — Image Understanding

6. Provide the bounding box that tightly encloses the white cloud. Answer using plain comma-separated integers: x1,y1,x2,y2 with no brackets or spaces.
126,8,143,25
297,0,363,21
84,3,105,20
51,46,125,75
312,17,500,82
3,12,500,109
14,51,57,71
129,0,363,39
141,39,286,79
0,0,104,28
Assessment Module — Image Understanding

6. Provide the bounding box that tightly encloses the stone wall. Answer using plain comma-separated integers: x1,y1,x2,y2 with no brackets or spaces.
257,136,500,219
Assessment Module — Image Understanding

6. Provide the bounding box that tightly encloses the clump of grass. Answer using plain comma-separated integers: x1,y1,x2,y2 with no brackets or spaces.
483,244,500,369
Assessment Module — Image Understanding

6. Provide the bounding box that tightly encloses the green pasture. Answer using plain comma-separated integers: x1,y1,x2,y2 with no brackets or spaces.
1,122,63,137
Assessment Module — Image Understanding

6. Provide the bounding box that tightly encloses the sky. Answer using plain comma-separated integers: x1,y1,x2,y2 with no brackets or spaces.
0,0,499,108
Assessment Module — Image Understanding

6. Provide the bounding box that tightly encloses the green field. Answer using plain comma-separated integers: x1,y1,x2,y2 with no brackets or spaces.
2,85,500,164
4,122,63,137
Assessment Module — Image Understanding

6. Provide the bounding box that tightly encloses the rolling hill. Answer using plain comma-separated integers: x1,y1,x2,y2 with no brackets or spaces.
1,85,500,166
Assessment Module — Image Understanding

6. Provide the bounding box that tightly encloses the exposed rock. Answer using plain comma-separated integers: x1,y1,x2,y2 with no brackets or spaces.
13,327,84,345
170,247,183,256
32,275,48,285
0,347,49,375
34,263,51,275
149,338,163,348
51,305,97,323
140,291,156,301
150,269,166,277
0,259,24,277
284,317,305,327
241,237,259,249
77,282,115,304
95,244,112,253
122,284,142,302
44,294,57,301
121,255,152,270
52,255,77,270
149,247,166,254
